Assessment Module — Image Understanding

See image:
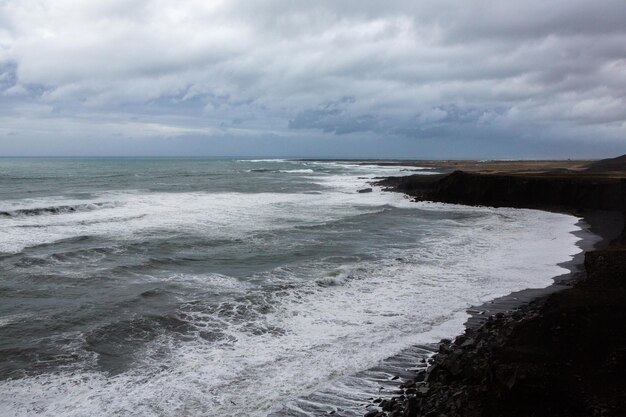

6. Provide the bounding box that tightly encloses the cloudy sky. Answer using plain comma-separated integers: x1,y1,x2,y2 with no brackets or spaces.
1,0,625,158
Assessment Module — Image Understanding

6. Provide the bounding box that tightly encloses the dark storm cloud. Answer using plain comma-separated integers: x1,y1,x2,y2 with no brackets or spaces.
288,97,382,135
0,0,624,157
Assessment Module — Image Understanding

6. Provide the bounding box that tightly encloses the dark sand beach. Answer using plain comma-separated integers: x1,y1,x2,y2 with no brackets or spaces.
363,155,626,417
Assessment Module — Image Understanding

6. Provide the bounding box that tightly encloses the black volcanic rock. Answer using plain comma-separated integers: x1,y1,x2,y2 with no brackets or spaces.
429,171,624,211
366,247,626,416
383,170,626,244
378,171,626,212
366,165,626,417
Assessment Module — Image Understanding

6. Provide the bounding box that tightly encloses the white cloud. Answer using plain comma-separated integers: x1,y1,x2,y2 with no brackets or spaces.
0,0,625,156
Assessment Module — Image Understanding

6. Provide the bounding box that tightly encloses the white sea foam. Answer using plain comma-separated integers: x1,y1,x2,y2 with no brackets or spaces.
0,163,423,254
278,169,315,173
0,162,583,417
0,189,385,254
0,211,581,416
238,159,289,163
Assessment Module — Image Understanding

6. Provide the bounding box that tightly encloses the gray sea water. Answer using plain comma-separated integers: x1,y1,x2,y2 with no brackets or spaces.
0,158,581,416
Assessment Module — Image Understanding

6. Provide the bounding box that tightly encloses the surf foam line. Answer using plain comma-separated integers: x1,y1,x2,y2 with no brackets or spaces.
0,188,398,254
0,209,582,417
0,161,422,255
0,164,583,417
274,218,586,417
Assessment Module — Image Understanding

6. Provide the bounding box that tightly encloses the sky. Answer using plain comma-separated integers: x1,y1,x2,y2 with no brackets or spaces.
0,0,625,158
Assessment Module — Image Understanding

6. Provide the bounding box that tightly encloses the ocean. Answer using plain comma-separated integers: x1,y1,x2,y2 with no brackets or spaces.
0,158,581,416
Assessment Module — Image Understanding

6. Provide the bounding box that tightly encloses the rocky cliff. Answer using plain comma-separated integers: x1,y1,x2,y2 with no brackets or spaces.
367,168,626,417
379,171,625,212
378,170,626,241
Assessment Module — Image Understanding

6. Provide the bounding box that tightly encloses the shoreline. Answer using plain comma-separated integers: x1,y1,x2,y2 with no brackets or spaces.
363,167,625,417
461,210,609,332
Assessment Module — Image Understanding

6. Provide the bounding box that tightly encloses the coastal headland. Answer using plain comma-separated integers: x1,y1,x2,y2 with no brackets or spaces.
362,155,626,417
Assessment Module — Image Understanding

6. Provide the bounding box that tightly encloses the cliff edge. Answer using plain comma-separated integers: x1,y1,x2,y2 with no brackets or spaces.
367,156,626,417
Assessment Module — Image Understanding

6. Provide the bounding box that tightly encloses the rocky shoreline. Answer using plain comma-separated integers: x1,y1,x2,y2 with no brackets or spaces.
364,165,626,417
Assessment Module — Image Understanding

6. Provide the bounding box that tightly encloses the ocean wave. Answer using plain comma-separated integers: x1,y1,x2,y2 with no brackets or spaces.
0,202,119,218
0,160,588,417
245,168,315,174
315,268,351,286
278,169,314,173
237,159,288,163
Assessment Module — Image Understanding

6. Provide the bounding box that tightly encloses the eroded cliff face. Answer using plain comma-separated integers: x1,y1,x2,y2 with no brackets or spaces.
366,169,626,417
378,170,626,241
380,171,625,212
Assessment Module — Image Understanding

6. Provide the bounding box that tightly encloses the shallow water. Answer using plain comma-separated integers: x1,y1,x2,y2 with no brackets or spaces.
0,158,581,416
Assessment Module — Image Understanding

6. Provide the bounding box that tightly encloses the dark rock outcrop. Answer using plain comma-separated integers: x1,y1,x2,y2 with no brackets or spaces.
377,170,626,241
378,171,625,212
585,154,626,173
367,167,626,417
